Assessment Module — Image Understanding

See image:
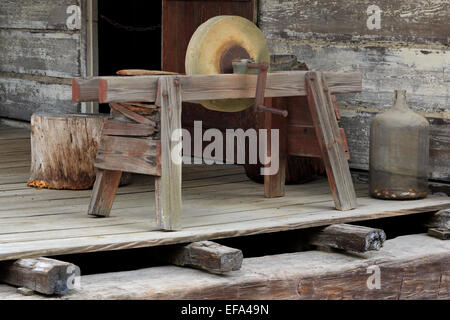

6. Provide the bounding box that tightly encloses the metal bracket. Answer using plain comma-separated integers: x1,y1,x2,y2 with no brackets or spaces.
233,60,288,118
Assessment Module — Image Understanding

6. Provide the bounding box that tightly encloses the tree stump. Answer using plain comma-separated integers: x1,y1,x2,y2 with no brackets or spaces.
28,113,131,190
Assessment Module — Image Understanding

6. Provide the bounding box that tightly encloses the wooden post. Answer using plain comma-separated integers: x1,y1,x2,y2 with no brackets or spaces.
88,169,122,217
0,258,79,295
305,72,357,211
264,97,288,198
156,76,183,230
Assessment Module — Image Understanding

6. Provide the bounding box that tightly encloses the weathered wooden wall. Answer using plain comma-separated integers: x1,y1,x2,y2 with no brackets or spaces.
259,0,449,181
0,0,84,120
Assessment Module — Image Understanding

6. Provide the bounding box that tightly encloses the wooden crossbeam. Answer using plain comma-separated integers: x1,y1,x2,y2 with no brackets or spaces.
72,71,362,103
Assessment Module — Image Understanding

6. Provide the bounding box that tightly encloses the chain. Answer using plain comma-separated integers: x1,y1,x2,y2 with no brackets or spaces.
100,15,161,32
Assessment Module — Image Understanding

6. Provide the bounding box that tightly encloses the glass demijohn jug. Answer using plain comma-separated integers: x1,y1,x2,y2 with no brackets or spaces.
369,90,430,200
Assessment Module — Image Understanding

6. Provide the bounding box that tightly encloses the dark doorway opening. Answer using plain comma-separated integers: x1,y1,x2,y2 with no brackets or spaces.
98,0,162,112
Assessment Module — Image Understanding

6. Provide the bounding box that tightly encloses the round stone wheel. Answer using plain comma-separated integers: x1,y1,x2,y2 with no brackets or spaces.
185,15,270,112
28,113,131,190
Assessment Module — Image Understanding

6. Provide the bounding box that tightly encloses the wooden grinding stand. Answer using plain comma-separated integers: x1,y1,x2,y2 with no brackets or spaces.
73,17,362,231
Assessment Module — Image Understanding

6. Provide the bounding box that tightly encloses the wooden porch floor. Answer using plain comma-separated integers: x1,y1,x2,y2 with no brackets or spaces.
1,124,450,261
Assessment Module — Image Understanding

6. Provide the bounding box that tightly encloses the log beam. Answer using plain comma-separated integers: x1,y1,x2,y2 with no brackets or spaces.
427,209,450,240
307,224,387,252
162,241,243,274
0,258,79,295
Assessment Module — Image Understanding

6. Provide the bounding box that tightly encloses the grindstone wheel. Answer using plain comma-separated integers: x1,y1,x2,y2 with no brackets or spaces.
185,15,270,112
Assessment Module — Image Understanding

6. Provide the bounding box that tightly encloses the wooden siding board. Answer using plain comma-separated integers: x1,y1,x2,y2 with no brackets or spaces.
0,30,81,78
259,0,449,45
0,0,80,30
0,78,79,121
266,41,449,115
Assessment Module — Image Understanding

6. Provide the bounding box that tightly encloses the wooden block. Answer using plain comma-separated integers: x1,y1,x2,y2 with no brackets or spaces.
162,241,243,274
264,97,287,198
94,135,161,176
102,120,157,137
72,77,99,102
426,209,450,230
109,102,156,126
0,257,79,295
156,76,183,230
308,224,387,252
428,228,450,240
88,169,122,217
305,71,357,211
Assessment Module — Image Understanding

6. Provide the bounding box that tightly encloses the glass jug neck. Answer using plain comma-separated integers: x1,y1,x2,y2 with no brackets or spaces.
392,90,409,111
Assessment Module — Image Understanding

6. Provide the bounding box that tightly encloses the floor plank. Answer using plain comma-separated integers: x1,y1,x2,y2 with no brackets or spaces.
0,125,449,261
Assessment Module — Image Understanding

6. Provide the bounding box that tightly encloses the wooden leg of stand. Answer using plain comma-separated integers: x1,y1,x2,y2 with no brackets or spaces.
305,72,357,211
156,76,183,230
88,169,122,217
264,97,287,198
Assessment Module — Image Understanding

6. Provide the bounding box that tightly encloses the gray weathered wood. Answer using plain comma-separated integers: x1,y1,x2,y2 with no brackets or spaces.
11,234,447,300
162,241,243,274
308,224,386,252
0,30,81,78
0,257,79,295
306,72,357,210
268,43,448,115
427,209,450,230
91,71,362,103
260,0,449,45
0,77,78,121
156,77,183,230
0,0,80,30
